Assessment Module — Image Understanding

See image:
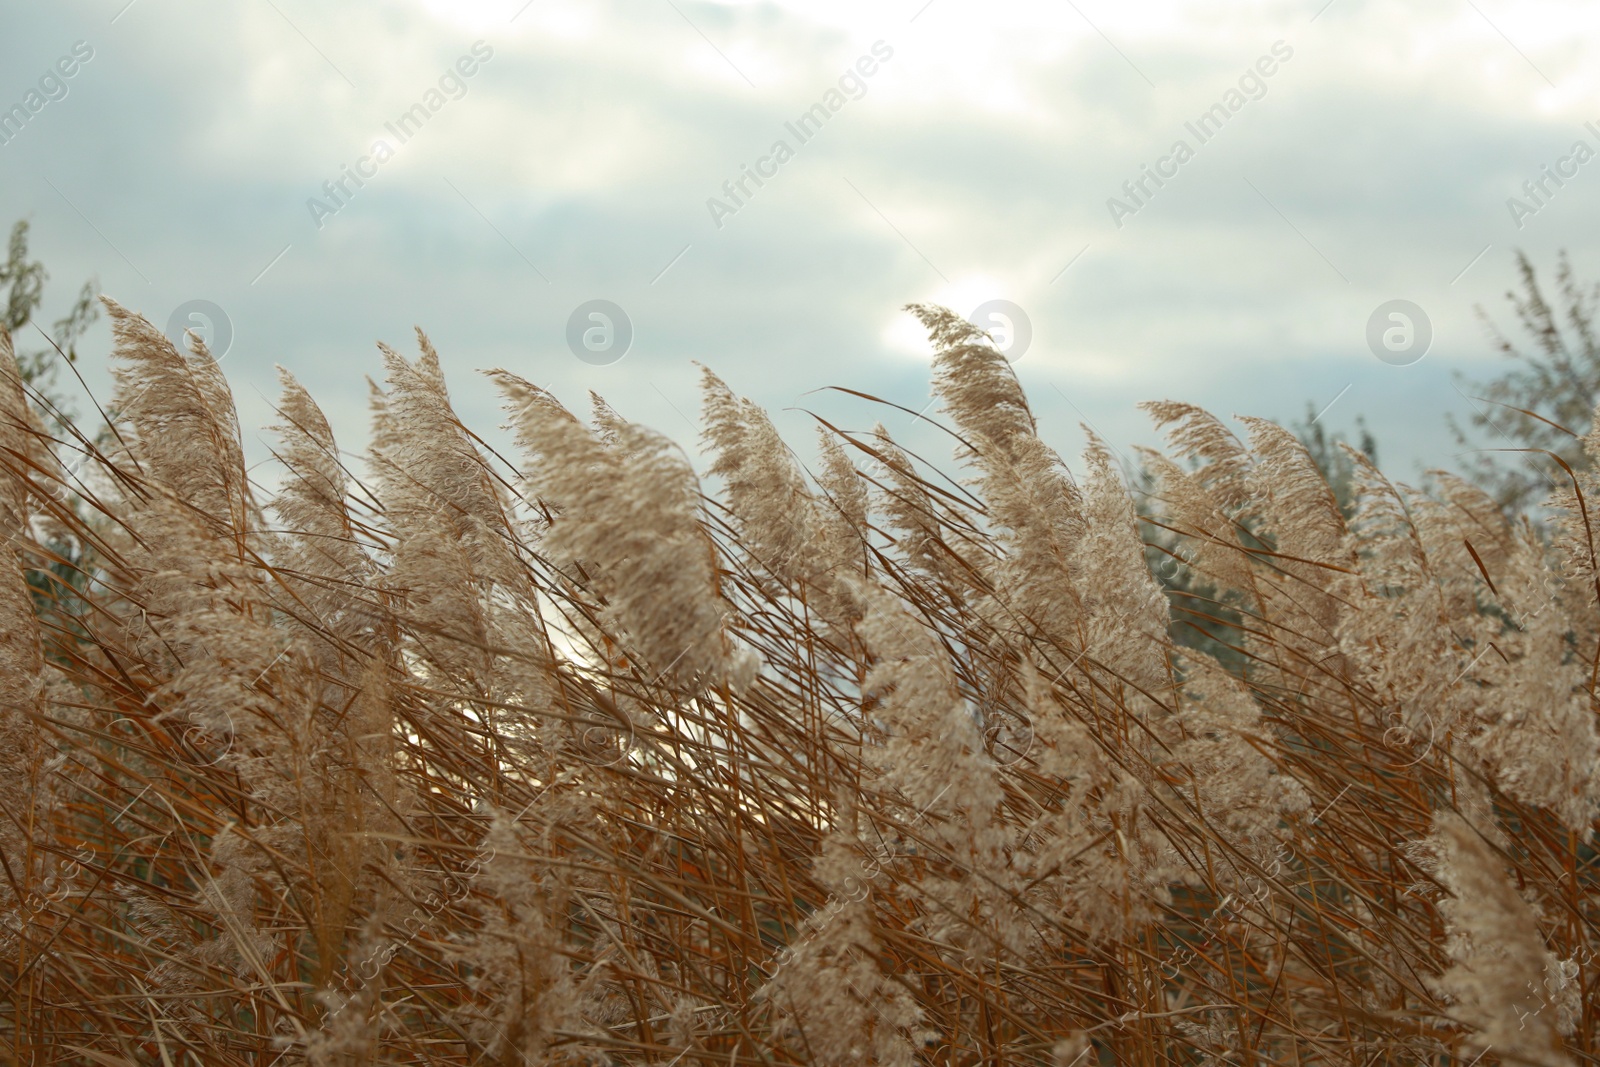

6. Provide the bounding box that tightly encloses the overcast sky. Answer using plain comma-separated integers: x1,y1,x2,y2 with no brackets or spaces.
3,0,1598,485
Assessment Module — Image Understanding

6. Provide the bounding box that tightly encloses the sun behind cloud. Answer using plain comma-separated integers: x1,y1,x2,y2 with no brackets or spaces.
881,274,1020,359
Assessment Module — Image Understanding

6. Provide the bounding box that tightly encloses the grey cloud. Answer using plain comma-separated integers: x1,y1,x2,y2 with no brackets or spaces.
2,0,1595,489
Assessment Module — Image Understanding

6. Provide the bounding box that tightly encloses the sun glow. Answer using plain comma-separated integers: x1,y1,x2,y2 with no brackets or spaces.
882,274,1016,359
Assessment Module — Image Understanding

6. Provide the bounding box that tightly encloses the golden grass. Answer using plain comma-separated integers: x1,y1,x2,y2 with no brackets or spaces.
0,300,1594,1066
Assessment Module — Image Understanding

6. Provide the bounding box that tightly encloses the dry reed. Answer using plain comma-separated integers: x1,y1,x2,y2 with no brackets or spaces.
0,300,1596,1066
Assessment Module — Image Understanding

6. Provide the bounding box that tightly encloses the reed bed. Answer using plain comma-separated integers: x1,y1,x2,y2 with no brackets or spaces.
0,300,1595,1066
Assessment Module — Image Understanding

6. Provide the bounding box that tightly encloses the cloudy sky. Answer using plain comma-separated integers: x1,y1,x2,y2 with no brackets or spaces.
3,0,1598,485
